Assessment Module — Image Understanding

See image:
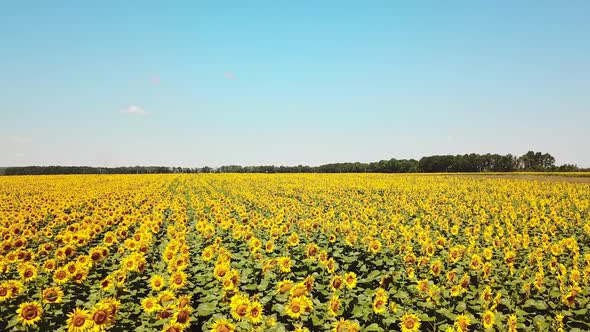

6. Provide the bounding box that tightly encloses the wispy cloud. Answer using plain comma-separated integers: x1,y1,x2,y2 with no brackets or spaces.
120,105,149,116
15,153,25,158
7,136,32,144
223,72,235,80
151,75,161,84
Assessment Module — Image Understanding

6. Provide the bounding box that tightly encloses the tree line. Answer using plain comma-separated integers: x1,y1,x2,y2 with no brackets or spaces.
1,151,587,175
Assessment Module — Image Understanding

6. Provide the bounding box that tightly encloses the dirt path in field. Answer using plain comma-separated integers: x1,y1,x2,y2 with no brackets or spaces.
458,174,590,184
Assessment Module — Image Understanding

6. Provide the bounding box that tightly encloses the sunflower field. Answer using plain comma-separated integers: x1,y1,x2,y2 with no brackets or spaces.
1,174,589,332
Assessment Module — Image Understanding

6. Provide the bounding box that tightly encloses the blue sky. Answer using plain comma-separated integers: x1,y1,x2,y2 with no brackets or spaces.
1,1,589,167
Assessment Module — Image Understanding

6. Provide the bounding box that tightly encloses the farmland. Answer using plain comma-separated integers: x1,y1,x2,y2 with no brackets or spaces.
1,174,589,331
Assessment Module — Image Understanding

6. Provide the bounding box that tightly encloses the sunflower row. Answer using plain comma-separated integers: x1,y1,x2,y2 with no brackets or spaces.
1,174,589,331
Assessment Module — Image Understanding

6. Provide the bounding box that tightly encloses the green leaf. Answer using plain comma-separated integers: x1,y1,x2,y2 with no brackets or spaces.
364,323,384,332
456,301,466,312
534,301,548,310
436,308,456,320
196,302,218,316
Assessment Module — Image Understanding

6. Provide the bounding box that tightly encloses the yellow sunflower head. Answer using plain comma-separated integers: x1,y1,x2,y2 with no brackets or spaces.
42,286,64,304
66,307,92,332
400,312,421,332
90,303,113,328
285,296,306,319
141,296,161,314
150,274,165,291
247,300,264,324
17,301,42,327
344,272,357,289
211,319,235,332
454,314,470,332
229,294,250,321
482,310,495,329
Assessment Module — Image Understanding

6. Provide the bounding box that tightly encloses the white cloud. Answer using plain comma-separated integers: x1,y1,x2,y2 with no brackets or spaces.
7,136,32,144
120,105,148,116
151,75,160,84
15,153,25,158
224,72,235,80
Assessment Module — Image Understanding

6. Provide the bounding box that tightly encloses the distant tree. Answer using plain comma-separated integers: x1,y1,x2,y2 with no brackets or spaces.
1,151,570,175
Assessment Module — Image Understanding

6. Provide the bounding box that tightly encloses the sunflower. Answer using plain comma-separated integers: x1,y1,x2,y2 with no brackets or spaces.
389,301,399,313
97,297,120,318
562,285,581,307
162,322,185,332
332,318,360,332
42,259,57,272
285,296,305,319
318,251,329,264
66,262,78,276
150,274,165,291
222,275,236,291
293,326,310,332
7,279,24,297
326,258,337,273
450,285,463,297
224,270,240,290
177,294,192,308
553,313,564,332
470,254,482,270
373,296,387,315
158,290,176,306
506,314,518,332
265,241,274,253
277,279,293,295
288,232,300,246
229,294,250,321
459,273,470,289
66,307,92,332
290,282,308,298
169,271,187,290
328,234,337,243
90,303,113,330
305,243,319,258
213,262,231,280
482,262,492,278
248,300,264,324
327,275,342,292
482,310,495,329
400,313,421,332
211,319,235,332
0,281,11,302
417,279,429,293
304,275,315,293
430,259,442,277
328,295,341,316
277,257,292,273
454,314,470,332
480,286,493,303
100,276,115,291
446,270,457,284
368,239,382,254
18,262,38,282
141,296,161,314
202,246,215,261
17,301,42,327
53,267,69,285
344,272,357,289
42,286,64,304
172,306,192,327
